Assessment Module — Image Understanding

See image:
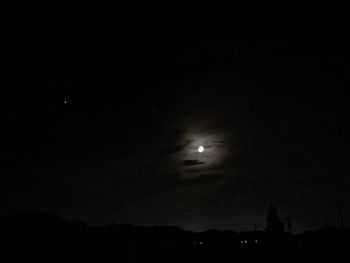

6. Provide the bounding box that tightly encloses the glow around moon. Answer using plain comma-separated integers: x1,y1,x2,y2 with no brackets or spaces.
179,130,229,171
198,146,204,153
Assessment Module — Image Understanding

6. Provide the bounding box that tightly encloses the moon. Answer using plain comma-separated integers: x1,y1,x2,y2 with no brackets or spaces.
198,146,204,153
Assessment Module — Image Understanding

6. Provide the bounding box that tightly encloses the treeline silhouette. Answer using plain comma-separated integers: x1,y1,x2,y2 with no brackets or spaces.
0,211,349,262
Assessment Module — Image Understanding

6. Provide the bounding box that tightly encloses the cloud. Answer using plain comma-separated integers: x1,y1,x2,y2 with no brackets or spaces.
183,160,205,166
158,144,188,155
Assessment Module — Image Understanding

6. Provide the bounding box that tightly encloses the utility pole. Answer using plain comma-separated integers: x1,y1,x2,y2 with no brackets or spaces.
283,217,292,234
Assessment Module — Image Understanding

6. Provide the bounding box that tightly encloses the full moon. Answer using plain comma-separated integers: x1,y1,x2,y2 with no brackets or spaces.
198,146,204,153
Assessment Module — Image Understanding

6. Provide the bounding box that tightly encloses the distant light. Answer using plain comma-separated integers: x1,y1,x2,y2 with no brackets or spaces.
199,241,203,245
198,146,204,153
255,240,258,243
244,240,248,244
64,98,67,104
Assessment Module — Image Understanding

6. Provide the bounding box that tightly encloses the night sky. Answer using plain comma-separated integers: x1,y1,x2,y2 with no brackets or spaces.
2,3,350,233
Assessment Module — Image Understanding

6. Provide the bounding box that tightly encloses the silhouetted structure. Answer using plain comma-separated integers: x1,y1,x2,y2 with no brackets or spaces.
264,206,285,234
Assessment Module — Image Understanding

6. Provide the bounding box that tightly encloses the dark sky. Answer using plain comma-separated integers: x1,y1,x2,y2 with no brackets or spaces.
2,3,350,232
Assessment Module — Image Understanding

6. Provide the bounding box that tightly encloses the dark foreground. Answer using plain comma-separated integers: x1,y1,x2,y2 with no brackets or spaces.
1,211,349,262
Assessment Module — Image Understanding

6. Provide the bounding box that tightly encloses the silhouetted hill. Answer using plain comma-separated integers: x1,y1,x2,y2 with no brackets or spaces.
0,211,349,262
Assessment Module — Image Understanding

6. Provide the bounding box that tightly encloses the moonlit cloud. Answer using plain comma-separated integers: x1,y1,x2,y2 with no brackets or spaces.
179,133,227,176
